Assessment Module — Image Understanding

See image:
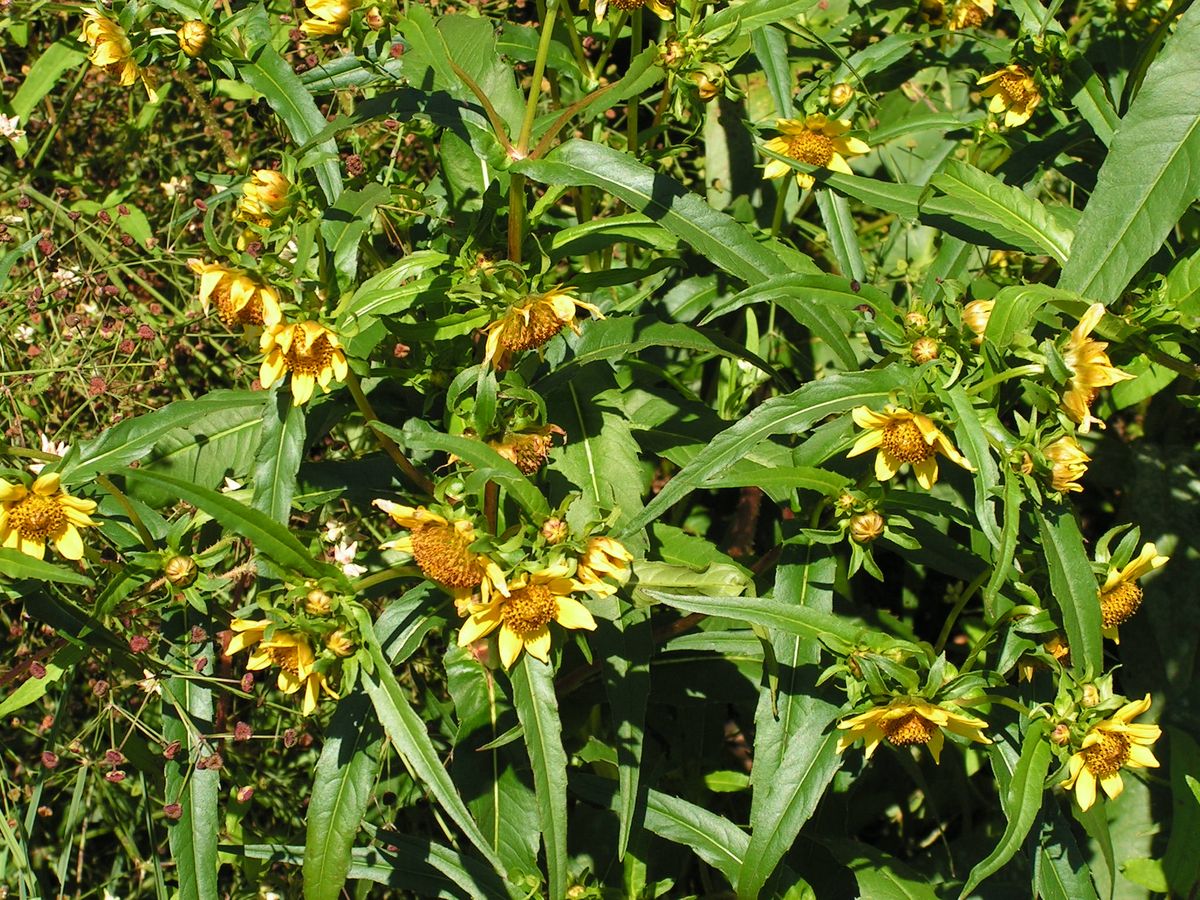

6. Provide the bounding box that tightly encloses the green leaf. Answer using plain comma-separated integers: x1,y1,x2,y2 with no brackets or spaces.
238,45,344,203
355,609,507,877
60,390,265,486
618,369,912,538
982,284,1071,349
1058,3,1200,300
925,160,1074,264
1067,58,1119,146
1035,506,1103,676
252,390,306,526
705,465,850,497
510,656,569,900
823,839,940,899
122,469,331,580
699,0,824,37
1035,804,1100,900
11,39,86,120
1163,730,1200,894
752,26,792,119
303,691,385,900
960,721,1052,897
320,183,389,287
0,643,86,718
816,189,867,282
0,549,94,586
515,140,814,286
942,386,1001,546
163,670,219,900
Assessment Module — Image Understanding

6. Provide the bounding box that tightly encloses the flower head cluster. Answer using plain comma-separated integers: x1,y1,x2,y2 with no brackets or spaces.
978,65,1041,128
574,536,634,598
188,261,283,328
837,698,991,764
593,0,674,23
177,20,211,57
235,170,291,226
1099,542,1167,642
303,0,360,36
762,115,870,190
1061,694,1160,810
0,473,98,561
1060,304,1133,432
848,406,973,490
483,287,603,369
80,13,157,101
227,619,340,716
259,321,350,406
1044,436,1090,494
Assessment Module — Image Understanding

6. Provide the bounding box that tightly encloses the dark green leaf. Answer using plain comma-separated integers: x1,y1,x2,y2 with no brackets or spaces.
252,390,305,526
0,549,93,586
1035,506,1103,675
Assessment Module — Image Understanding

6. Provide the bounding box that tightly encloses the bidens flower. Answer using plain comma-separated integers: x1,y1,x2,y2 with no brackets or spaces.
575,537,634,597
0,473,98,561
593,0,674,23
762,115,870,190
962,299,994,344
1061,304,1134,432
490,425,565,475
483,287,603,369
949,0,994,29
978,65,1041,128
1044,436,1090,494
373,501,505,598
80,13,157,101
177,20,210,57
836,699,990,763
259,321,349,406
458,563,597,668
302,0,359,36
187,260,283,328
1099,543,1167,642
1061,694,1160,811
848,406,973,490
226,620,337,716
236,170,290,225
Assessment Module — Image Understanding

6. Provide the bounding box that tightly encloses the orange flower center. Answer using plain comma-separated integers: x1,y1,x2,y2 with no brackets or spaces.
783,130,835,167
883,711,937,746
283,327,336,376
8,494,65,540
216,287,265,327
501,585,558,637
1100,583,1143,629
498,303,566,353
1081,731,1130,778
997,71,1033,106
882,420,935,464
609,0,650,8
409,524,482,588
496,432,555,474
955,0,988,26
266,642,303,675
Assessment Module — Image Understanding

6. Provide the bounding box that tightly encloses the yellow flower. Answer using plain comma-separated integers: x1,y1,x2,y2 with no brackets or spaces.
80,13,158,101
762,115,870,190
227,620,338,716
1099,542,1167,642
1061,694,1160,811
458,562,597,668
836,698,991,764
187,260,283,328
303,0,359,36
962,299,994,344
235,170,290,226
575,536,634,597
372,501,507,598
489,425,565,475
1044,436,1090,494
259,321,350,406
949,0,994,29
482,287,603,369
848,406,973,490
593,0,674,23
177,20,210,57
1060,304,1134,433
978,65,1041,128
0,473,97,561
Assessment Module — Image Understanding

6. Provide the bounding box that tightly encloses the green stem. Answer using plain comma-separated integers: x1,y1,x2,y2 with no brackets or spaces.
626,13,643,157
517,0,562,154
933,570,989,656
591,10,626,76
96,474,155,551
352,565,421,592
965,364,1046,396
959,604,1041,674
344,372,436,496
508,173,526,263
770,177,790,237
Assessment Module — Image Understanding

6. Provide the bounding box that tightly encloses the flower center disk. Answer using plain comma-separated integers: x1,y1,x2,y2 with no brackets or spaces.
1100,583,1143,628
501,585,558,637
882,420,934,464
10,495,66,540
285,327,336,376
267,644,302,675
998,72,1032,105
1081,731,1131,778
500,304,565,353
410,524,482,588
883,712,937,746
784,131,835,167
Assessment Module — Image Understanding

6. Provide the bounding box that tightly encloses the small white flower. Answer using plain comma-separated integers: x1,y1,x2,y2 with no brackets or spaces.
160,176,190,198
278,239,300,264
138,670,162,696
221,476,244,492
332,540,367,578
29,433,69,474
52,268,81,286
15,322,34,343
0,113,25,142
322,519,348,543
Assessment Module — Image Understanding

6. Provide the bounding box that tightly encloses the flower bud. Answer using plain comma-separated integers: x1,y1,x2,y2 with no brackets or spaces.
660,38,685,67
164,555,197,588
541,517,568,544
849,510,885,543
1081,684,1100,707
326,629,355,657
177,20,211,57
689,64,725,102
830,82,854,107
365,6,384,28
962,299,995,342
305,589,333,616
904,310,928,330
910,336,939,363
1050,723,1071,745
834,492,857,514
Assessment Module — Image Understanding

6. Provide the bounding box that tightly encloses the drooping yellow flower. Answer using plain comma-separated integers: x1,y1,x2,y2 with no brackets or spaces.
177,20,211,57
187,260,283,328
962,299,994,344
575,536,634,597
235,170,291,226
593,0,674,23
0,473,97,561
80,13,158,101
848,406,973,490
489,425,565,475
482,287,603,369
259,321,349,406
1061,694,1160,811
226,619,338,716
949,0,994,29
1044,436,1090,494
1099,543,1167,642
1060,304,1134,432
978,65,1041,128
836,698,991,764
762,115,870,190
302,0,360,36
458,562,597,668
372,501,507,598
